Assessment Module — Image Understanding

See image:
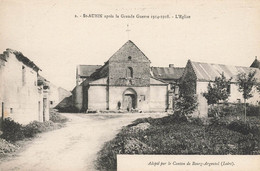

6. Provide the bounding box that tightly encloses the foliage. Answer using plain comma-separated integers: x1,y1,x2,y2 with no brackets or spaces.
203,73,232,105
236,71,257,121
96,115,260,170
50,109,68,123
208,103,244,118
236,71,257,100
257,82,260,93
246,105,260,116
23,121,59,138
0,138,18,156
175,73,198,116
227,120,260,135
0,118,65,142
0,118,25,142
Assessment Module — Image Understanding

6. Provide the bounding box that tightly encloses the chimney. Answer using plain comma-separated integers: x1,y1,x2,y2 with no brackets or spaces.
169,64,174,68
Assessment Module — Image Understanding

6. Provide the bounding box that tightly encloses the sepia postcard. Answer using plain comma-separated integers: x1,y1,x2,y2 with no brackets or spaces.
0,0,260,171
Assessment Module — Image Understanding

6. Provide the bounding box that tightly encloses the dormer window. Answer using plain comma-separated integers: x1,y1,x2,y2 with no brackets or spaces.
128,56,132,61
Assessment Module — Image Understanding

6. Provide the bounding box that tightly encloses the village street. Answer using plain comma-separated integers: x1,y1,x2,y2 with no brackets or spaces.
0,113,166,171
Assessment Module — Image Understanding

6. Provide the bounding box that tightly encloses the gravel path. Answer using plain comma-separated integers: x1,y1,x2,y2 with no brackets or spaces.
0,113,166,171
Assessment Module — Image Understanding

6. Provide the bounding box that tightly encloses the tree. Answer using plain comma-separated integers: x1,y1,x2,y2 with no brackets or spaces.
203,73,232,116
203,73,232,104
175,73,198,117
256,82,260,93
236,71,257,122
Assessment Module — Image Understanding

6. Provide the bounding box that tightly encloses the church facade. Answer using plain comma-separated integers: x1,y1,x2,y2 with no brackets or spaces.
72,40,169,112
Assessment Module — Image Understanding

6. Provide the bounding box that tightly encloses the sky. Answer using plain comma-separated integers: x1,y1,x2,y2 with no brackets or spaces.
1,0,260,91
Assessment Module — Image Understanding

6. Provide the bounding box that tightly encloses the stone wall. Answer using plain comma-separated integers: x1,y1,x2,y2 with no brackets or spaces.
108,40,150,87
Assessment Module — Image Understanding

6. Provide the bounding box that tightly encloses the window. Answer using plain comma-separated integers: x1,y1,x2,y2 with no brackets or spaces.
140,95,145,101
10,108,13,114
50,101,53,105
126,67,133,78
128,56,132,61
227,84,231,94
22,66,26,86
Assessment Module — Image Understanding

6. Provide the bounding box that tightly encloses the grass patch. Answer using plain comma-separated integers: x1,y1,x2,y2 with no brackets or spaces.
95,114,260,171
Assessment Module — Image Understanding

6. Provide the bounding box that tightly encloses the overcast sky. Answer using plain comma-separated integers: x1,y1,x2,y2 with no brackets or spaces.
1,0,260,91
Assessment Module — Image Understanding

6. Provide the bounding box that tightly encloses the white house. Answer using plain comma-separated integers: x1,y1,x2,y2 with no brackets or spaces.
0,49,49,125
182,60,260,118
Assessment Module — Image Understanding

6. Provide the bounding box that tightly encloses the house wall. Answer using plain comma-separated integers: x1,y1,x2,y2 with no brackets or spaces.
0,51,41,124
196,82,209,117
228,83,260,105
48,84,72,108
88,85,107,110
196,81,260,117
150,85,168,111
48,83,59,108
58,87,72,104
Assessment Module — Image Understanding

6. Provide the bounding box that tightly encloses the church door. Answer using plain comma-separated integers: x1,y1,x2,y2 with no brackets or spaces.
123,88,137,111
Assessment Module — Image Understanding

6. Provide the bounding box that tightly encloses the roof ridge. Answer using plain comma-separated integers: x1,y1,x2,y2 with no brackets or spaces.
189,60,254,69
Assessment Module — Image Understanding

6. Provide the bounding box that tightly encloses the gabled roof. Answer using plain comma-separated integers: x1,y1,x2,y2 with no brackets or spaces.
250,57,260,69
150,67,185,81
189,60,260,82
77,65,102,77
108,40,151,63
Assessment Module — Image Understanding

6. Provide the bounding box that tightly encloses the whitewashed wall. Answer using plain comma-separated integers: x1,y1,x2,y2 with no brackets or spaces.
0,52,42,124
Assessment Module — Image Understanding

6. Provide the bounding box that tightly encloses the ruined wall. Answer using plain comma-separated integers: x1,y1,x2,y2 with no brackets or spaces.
0,51,40,124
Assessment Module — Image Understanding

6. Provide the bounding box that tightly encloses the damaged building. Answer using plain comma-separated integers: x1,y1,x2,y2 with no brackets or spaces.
0,49,50,124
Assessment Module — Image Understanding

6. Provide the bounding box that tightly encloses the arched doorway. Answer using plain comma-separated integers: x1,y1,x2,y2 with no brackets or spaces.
123,88,137,111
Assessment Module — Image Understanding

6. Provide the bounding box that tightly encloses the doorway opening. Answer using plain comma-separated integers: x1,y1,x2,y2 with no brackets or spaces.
123,88,137,111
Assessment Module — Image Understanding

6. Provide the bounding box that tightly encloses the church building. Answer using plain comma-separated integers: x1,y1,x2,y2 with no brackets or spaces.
72,40,169,112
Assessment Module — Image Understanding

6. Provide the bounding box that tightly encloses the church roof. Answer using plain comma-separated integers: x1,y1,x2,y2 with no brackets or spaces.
108,40,151,63
77,65,102,77
250,57,260,69
189,60,260,82
151,67,185,81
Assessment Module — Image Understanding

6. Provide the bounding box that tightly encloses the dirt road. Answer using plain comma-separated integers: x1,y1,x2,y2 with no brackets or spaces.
0,113,165,171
